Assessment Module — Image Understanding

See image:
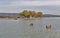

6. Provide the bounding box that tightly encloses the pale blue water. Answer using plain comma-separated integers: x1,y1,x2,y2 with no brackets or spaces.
0,17,60,38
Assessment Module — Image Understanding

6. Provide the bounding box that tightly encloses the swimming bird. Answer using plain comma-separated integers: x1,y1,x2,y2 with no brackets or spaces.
46,25,51,29
30,23,33,26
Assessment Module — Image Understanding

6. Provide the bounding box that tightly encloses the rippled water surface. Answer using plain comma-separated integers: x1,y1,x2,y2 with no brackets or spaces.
0,17,60,38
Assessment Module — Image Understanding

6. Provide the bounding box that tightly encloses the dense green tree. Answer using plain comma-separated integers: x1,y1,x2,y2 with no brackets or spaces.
36,12,43,17
30,11,36,17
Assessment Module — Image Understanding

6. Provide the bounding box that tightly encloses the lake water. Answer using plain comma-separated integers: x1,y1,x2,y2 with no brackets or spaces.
0,17,60,38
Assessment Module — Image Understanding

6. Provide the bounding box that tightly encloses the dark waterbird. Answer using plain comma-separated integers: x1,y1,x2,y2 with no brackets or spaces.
46,24,51,29
30,23,33,26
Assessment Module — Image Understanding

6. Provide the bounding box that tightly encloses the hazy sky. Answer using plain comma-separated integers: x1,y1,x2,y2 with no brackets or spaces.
0,0,60,15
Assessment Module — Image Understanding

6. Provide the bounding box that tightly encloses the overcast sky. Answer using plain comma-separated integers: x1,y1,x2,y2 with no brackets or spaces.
0,0,60,15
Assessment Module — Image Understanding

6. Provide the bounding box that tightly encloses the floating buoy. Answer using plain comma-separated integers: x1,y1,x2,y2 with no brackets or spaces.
46,25,51,29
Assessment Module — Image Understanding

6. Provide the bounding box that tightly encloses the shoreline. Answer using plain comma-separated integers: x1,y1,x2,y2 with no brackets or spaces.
0,18,35,20
0,17,59,20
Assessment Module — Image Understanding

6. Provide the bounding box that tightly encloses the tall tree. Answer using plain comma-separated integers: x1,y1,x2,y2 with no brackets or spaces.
30,11,36,17
36,12,43,17
23,10,31,17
